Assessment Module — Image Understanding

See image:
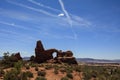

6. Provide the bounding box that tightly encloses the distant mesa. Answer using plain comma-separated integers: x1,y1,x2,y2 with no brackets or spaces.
30,40,77,64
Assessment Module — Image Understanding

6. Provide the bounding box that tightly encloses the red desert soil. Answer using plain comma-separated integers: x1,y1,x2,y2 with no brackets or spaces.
2,66,83,80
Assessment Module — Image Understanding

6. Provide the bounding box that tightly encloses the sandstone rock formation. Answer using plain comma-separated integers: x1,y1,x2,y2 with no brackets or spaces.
57,50,73,57
8,52,22,62
55,57,77,64
14,52,22,60
34,40,77,64
34,40,58,63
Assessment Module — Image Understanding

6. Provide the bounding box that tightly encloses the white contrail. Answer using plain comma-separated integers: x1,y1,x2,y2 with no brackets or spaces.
59,0,72,26
7,0,90,28
28,0,90,27
7,0,58,18
28,0,61,13
58,0,77,39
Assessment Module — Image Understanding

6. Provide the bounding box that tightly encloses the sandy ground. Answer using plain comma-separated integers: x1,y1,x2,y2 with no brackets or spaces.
1,66,83,80
25,67,82,80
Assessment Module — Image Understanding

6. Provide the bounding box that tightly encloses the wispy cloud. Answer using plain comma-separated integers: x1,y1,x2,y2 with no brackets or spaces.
7,0,91,27
7,0,58,18
0,20,30,30
27,0,90,27
28,0,91,27
0,29,18,35
0,28,37,43
0,9,33,21
43,32,76,40
5,0,92,40
71,15,91,27
0,20,43,32
28,0,61,13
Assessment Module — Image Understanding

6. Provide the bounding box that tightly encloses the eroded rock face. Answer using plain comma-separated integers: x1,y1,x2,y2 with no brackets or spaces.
14,52,22,61
6,52,23,63
34,40,58,63
34,40,77,64
56,57,78,64
57,50,73,57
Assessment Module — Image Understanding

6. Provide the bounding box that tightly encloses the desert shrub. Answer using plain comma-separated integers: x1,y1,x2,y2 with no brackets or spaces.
0,68,5,77
37,71,46,76
61,76,69,80
35,76,47,80
14,61,23,74
74,66,81,72
39,64,45,67
91,71,98,78
35,67,39,71
53,64,59,68
19,72,28,80
83,72,92,80
1,52,24,68
66,73,73,79
1,52,18,68
0,68,5,75
26,71,33,78
4,69,19,80
25,65,30,70
54,68,58,74
29,62,37,67
60,68,66,73
45,65,52,70
66,67,73,73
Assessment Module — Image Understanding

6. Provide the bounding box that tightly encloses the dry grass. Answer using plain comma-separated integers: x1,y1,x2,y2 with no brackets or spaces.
1,63,82,80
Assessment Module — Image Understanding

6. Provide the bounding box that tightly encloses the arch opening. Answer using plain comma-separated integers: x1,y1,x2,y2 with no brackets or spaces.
52,52,57,59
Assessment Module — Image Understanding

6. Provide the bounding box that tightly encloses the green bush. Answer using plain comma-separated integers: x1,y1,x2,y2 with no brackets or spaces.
60,68,66,73
35,76,47,80
1,52,19,68
66,73,73,79
37,71,46,77
0,68,5,75
35,67,39,71
74,66,81,72
19,72,28,80
45,65,52,70
54,69,58,74
26,71,33,78
0,68,5,77
29,62,37,67
25,65,30,70
61,76,69,80
4,69,19,80
38,64,44,67
66,67,73,73
14,61,23,74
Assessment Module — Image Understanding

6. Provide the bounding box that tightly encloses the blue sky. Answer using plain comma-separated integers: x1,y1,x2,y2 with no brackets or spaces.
0,0,120,59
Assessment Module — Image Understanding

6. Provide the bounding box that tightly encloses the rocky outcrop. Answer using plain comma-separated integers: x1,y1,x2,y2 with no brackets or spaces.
56,50,77,64
14,52,22,60
57,50,73,57
34,40,77,64
55,57,78,64
34,40,58,63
